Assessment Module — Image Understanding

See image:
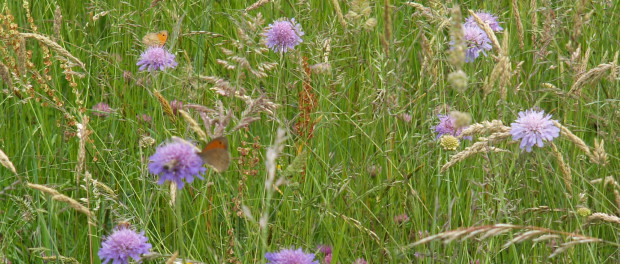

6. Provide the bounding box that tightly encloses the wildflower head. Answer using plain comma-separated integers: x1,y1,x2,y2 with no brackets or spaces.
353,259,368,264
400,113,413,123
461,24,492,62
148,138,206,189
576,207,592,217
263,18,304,53
465,12,503,32
317,245,332,264
434,114,471,140
510,109,560,152
265,248,319,264
449,111,472,128
170,100,183,115
448,70,468,92
137,114,153,123
92,102,113,117
440,135,460,151
136,47,178,71
98,226,152,264
394,213,410,224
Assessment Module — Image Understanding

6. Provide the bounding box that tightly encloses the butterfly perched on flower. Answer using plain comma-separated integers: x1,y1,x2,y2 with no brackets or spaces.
142,30,168,47
198,137,231,173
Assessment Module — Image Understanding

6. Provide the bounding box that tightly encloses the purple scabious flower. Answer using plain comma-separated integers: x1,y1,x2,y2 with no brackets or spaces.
462,24,492,62
510,109,560,152
92,102,113,117
98,227,152,264
465,12,503,32
137,47,178,71
263,18,304,53
148,138,206,189
433,114,471,140
265,248,319,264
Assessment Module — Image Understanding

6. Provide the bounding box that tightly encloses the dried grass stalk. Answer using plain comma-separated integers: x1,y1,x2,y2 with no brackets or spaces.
441,133,511,173
587,213,620,225
591,138,608,166
511,0,524,49
53,5,62,41
569,63,616,96
529,0,537,44
179,110,208,143
0,148,17,175
0,62,13,91
553,121,594,160
245,0,270,12
20,33,85,69
447,6,465,69
330,0,347,27
165,251,179,264
76,116,90,182
153,90,176,121
550,143,572,193
27,183,95,220
458,120,510,139
589,176,620,215
410,224,604,258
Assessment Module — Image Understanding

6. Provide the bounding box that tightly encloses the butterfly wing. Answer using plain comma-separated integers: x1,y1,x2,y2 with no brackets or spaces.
199,137,231,173
142,30,168,47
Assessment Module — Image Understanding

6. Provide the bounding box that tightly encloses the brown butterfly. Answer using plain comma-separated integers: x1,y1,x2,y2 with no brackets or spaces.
142,30,168,47
198,137,231,173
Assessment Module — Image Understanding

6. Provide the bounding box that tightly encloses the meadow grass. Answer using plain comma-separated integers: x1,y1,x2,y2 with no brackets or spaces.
1,0,619,263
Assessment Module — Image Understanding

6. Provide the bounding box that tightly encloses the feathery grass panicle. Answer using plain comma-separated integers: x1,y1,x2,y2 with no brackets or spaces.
591,139,607,166
587,213,620,225
589,176,620,216
0,148,17,175
441,134,511,173
405,2,449,28
410,224,605,258
330,0,347,27
569,63,617,96
553,121,594,160
179,109,208,142
19,33,85,70
457,120,509,139
245,0,271,12
165,251,179,264
53,5,62,41
550,143,572,192
27,183,95,221
76,116,90,182
447,6,465,69
153,90,176,121
511,0,524,49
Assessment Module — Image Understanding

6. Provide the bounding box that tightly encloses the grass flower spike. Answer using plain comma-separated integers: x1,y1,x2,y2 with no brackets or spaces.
98,226,152,264
510,109,560,152
137,47,178,71
148,138,206,189
263,18,304,53
265,248,319,264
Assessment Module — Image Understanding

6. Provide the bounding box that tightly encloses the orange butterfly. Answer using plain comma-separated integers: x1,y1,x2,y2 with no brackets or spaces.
142,30,168,47
198,137,231,173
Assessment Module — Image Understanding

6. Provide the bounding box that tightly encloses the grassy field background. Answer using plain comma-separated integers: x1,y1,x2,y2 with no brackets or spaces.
1,0,619,263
